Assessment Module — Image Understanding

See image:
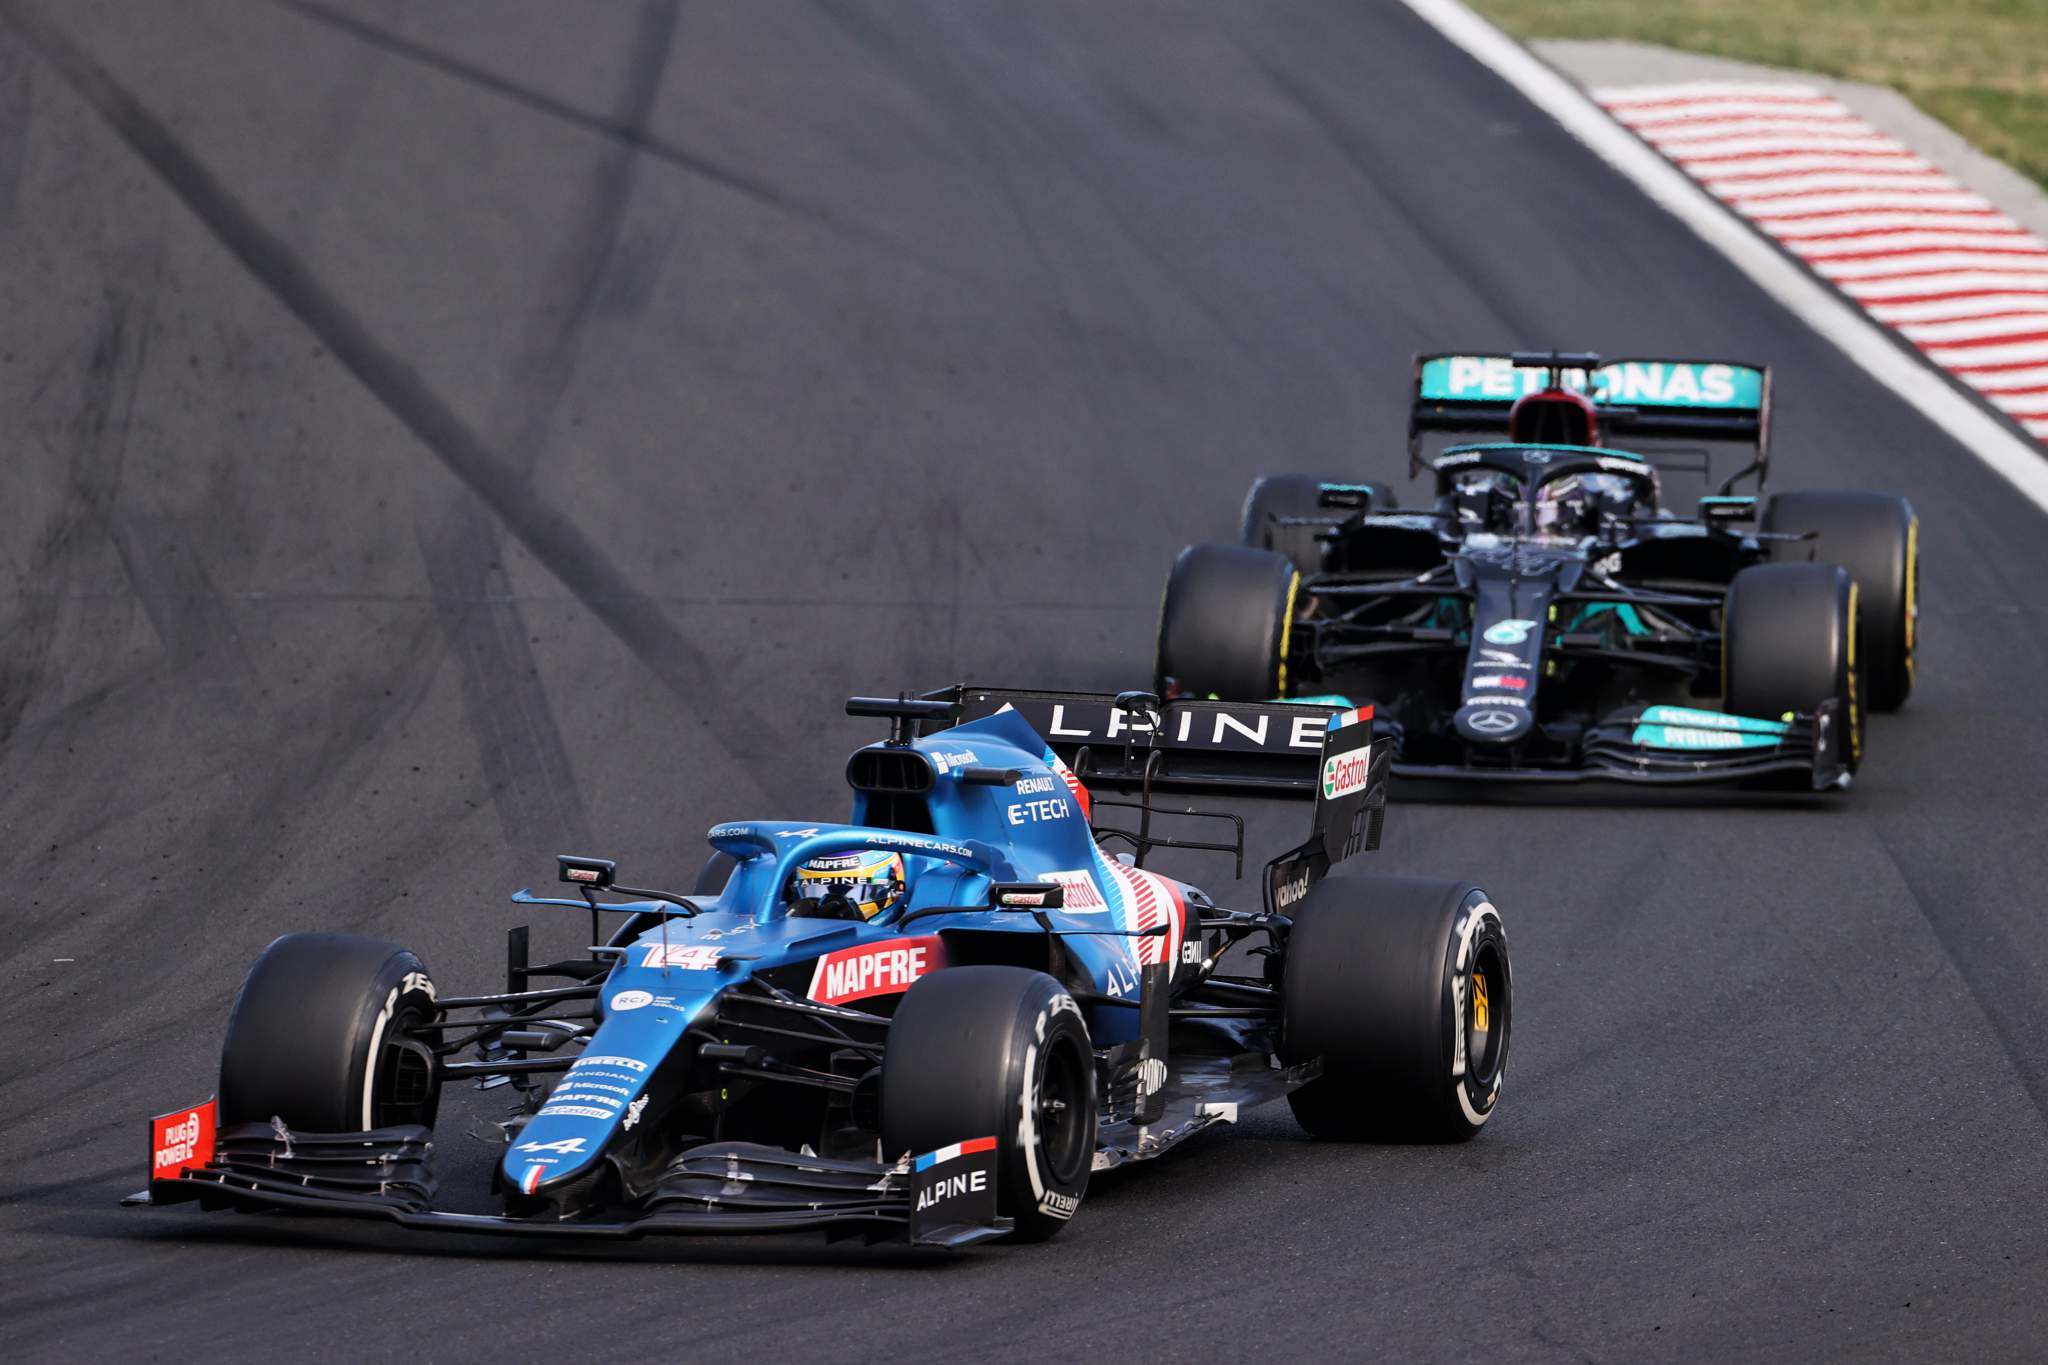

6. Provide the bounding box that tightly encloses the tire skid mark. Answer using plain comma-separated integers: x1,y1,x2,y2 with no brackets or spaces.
490,0,677,479
0,25,30,222
420,504,592,851
416,0,679,851
107,507,253,696
0,0,774,788
266,0,936,278
0,291,147,744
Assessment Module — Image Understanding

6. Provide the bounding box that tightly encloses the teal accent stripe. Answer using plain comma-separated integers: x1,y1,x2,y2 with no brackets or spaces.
1632,723,1781,751
1640,705,1790,734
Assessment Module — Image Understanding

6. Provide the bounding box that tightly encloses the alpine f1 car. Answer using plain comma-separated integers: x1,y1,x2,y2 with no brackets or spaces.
1157,351,1920,789
132,688,1511,1248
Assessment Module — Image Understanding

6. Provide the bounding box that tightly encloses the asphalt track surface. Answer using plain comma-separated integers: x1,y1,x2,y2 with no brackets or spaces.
2,2,2045,1360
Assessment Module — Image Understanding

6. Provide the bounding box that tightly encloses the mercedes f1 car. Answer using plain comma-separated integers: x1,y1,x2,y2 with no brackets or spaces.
132,688,1511,1248
1157,351,1920,789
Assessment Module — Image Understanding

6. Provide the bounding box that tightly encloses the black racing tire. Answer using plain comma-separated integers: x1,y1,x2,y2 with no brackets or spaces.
1156,543,1299,702
1724,562,1863,773
219,933,440,1131
1239,475,1391,575
881,966,1095,1242
1281,874,1509,1142
1763,490,1918,712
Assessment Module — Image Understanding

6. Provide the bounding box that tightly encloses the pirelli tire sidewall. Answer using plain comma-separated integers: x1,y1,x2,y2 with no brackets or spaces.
881,966,1096,1242
1281,876,1510,1142
219,932,441,1132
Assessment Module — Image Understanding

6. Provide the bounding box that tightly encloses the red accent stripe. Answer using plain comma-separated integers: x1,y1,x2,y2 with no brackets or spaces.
1835,266,2048,290
1613,92,1843,107
1676,147,1938,167
1709,169,1947,190
1920,329,2048,351
1808,238,2048,256
1856,286,2048,306
1930,353,2048,374
1799,241,2039,263
1900,311,2048,332
1729,189,1985,208
1750,203,2004,223
1622,104,1864,119
959,1136,997,1156
1788,227,2027,248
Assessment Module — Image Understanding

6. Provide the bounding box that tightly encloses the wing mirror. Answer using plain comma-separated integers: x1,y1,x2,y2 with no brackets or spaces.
557,855,617,888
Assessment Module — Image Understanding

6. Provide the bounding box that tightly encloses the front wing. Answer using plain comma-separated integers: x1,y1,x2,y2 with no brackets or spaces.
130,1108,1008,1248
1393,701,1850,790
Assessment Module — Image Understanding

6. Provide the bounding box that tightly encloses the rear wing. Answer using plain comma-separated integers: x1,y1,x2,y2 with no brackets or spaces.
1408,351,1772,490
936,687,1390,908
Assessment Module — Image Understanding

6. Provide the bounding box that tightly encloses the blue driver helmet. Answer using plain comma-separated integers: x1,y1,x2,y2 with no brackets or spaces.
787,850,907,921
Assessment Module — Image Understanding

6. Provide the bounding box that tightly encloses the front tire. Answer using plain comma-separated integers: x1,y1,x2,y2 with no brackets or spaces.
1281,874,1510,1142
1763,491,1917,712
1724,561,1862,773
219,933,440,1131
881,966,1095,1242
1156,543,1298,701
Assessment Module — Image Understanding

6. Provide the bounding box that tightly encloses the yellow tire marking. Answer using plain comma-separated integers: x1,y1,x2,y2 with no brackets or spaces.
1903,516,1919,684
1276,570,1301,696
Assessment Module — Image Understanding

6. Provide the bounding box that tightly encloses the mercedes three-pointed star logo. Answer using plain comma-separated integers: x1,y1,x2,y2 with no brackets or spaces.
1468,709,1520,734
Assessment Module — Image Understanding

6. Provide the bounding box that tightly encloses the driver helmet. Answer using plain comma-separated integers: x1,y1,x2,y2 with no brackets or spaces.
1533,472,1634,535
787,850,906,920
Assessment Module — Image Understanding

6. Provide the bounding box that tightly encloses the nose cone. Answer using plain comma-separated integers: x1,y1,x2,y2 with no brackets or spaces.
1456,702,1532,745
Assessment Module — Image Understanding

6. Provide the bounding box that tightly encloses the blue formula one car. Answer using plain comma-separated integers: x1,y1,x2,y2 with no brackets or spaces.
132,688,1512,1248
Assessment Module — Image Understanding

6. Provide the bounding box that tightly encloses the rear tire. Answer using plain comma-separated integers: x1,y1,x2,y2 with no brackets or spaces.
1763,490,1917,712
1724,562,1862,772
1240,475,1390,576
881,966,1095,1242
1281,874,1510,1142
219,933,440,1131
1156,543,1298,701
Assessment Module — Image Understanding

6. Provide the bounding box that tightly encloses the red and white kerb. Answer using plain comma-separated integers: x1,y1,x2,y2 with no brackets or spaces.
1599,82,2048,441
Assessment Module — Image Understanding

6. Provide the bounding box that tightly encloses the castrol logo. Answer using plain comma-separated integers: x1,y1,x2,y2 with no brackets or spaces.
1321,750,1371,800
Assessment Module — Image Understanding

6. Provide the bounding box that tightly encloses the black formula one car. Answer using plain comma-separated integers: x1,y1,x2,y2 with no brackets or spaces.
1157,351,1920,789
132,688,1511,1249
